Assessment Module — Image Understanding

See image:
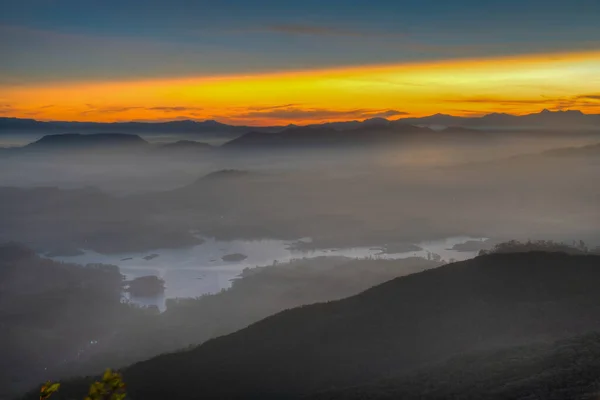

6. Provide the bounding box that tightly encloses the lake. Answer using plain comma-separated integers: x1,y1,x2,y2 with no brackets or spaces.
49,236,486,310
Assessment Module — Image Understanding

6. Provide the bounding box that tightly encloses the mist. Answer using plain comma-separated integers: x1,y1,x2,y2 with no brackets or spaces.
1,122,600,397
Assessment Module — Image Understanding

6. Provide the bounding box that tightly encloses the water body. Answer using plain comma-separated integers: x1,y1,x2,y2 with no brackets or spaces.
50,236,486,311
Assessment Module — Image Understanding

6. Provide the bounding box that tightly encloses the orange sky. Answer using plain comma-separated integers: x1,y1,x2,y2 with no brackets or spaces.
2,50,600,125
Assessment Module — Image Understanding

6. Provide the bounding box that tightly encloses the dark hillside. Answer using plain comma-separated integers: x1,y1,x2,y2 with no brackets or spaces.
310,332,600,400
50,252,600,399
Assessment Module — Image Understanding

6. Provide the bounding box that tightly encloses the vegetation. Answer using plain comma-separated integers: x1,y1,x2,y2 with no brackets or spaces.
2,244,439,397
38,251,600,399
311,332,600,399
479,239,597,255
61,256,440,381
40,370,126,400
221,253,248,262
39,382,60,400
0,243,151,398
125,276,165,297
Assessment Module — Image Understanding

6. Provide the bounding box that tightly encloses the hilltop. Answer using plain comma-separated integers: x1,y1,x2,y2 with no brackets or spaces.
222,123,443,149
311,332,600,399
25,133,148,150
398,109,600,129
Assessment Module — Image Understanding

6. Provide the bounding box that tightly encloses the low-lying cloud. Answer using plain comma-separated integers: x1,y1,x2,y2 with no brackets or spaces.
445,94,600,111
576,94,600,101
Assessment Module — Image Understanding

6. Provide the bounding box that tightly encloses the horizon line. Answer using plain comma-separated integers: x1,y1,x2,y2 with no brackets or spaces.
0,108,595,127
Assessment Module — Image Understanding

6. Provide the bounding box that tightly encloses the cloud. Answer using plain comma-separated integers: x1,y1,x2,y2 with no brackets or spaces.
445,94,600,109
444,97,561,106
225,107,407,122
81,105,203,115
447,109,490,117
81,106,143,115
441,94,600,114
0,103,46,117
575,94,600,101
129,115,202,122
245,104,299,111
147,106,204,112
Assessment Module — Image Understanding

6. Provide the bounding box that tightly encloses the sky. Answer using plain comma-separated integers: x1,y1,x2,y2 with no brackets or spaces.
1,0,600,125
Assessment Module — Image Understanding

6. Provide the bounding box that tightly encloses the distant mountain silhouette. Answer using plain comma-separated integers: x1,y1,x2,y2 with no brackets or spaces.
2,109,598,140
0,117,50,130
0,117,279,138
48,252,600,399
223,126,340,148
398,113,472,127
222,122,492,149
222,123,439,149
400,109,600,129
306,117,393,131
25,133,148,150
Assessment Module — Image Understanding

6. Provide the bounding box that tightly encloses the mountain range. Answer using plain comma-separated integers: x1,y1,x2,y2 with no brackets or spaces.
399,109,600,128
223,123,487,149
1,124,485,152
2,109,599,138
0,133,218,155
25,133,148,149
0,117,278,139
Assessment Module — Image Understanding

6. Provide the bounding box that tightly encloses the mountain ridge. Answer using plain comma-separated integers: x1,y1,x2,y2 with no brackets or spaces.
222,123,487,149
45,251,600,399
2,109,599,137
25,132,149,149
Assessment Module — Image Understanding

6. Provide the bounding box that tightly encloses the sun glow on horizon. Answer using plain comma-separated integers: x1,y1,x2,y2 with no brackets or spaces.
2,50,599,125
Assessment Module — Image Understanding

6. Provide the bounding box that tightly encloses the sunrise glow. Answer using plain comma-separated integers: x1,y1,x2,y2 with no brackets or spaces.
2,50,599,125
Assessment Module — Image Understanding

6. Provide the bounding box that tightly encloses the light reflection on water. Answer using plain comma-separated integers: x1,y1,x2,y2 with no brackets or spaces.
50,236,486,311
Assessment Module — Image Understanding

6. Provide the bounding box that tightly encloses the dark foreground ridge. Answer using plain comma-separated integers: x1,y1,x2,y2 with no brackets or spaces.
311,332,600,400
47,252,600,399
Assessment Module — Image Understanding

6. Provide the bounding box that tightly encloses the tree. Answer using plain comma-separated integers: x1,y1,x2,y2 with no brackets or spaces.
40,369,126,400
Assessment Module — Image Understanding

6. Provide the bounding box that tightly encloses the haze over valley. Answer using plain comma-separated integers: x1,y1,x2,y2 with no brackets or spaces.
2,110,600,398
2,1,600,398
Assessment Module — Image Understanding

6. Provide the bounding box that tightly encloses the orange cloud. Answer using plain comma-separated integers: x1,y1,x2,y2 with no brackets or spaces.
219,107,406,125
1,49,599,125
